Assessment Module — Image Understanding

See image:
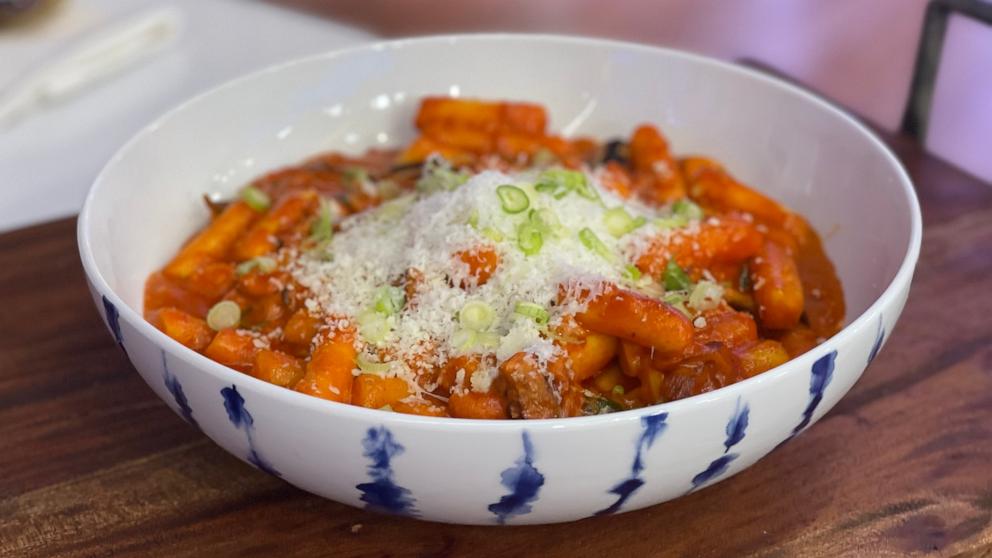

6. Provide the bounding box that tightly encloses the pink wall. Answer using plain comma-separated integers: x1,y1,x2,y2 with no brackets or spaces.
280,0,992,182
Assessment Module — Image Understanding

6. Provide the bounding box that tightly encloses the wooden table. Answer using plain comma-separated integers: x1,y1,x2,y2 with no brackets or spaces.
2,67,991,558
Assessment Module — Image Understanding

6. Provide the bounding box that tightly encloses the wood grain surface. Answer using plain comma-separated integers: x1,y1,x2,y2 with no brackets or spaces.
1,68,991,557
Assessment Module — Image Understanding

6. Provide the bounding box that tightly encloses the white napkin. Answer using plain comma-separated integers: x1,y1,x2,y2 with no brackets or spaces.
0,0,373,232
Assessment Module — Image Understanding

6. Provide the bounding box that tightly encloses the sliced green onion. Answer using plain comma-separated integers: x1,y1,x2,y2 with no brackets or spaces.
612,384,626,396
603,207,631,237
451,329,501,352
528,207,556,227
376,179,402,199
603,207,647,238
235,260,254,276
356,354,391,375
572,175,600,201
451,328,478,351
343,166,368,184
241,185,271,212
689,280,724,311
633,277,665,299
375,194,414,221
662,260,693,291
531,148,558,167
663,292,691,317
534,168,590,200
584,394,622,414
312,245,334,262
307,199,335,260
578,227,615,263
373,285,405,316
528,208,563,238
466,209,480,229
310,199,334,242
417,156,468,193
206,300,241,331
534,181,558,195
517,222,544,255
653,215,688,229
496,184,530,214
459,301,496,331
481,227,505,242
514,302,550,325
672,198,704,221
622,264,642,281
476,331,500,349
235,256,277,276
356,309,391,345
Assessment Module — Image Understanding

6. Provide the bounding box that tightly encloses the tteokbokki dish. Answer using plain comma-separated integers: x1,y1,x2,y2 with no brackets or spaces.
145,97,844,419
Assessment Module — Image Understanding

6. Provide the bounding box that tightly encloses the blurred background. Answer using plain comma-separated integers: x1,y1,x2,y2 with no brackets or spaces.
1,0,989,232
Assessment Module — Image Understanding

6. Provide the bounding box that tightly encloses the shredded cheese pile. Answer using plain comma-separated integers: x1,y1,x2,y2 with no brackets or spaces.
289,166,692,394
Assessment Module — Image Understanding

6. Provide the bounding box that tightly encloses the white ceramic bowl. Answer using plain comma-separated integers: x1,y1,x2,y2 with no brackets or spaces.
78,35,921,525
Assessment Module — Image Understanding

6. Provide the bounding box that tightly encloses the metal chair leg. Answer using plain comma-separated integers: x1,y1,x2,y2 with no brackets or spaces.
900,0,992,140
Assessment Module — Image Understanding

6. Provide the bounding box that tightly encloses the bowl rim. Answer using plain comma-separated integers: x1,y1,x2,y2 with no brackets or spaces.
77,32,923,431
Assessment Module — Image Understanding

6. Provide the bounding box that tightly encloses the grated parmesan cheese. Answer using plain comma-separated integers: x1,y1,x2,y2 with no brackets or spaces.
288,168,680,392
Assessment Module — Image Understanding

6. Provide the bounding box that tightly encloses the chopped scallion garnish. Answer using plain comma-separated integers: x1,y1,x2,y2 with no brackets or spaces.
376,179,401,199
476,331,500,349
622,264,642,281
584,394,622,414
528,207,563,238
517,222,544,255
572,175,600,201
343,166,369,184
663,292,691,317
459,301,496,331
531,148,558,167
653,215,688,229
534,168,593,200
672,198,704,221
307,200,334,261
633,277,665,299
374,194,413,221
496,184,530,214
241,185,271,212
356,309,392,345
417,156,469,193
578,227,615,263
603,207,647,238
481,227,505,242
450,329,500,352
310,199,334,242
514,302,550,325
356,354,392,375
534,181,558,195
373,285,405,316
451,328,477,351
235,256,277,276
689,280,724,311
662,260,693,291
206,300,241,331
